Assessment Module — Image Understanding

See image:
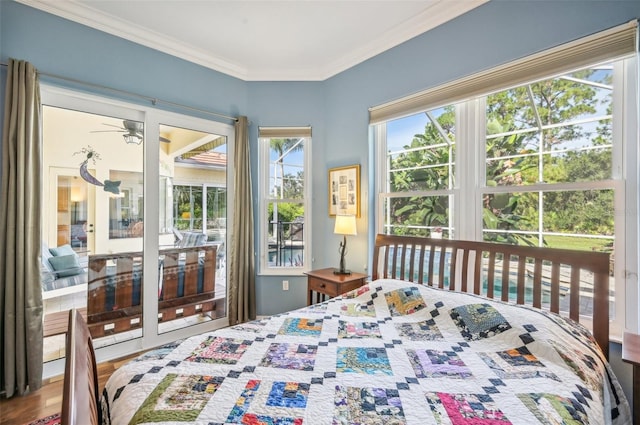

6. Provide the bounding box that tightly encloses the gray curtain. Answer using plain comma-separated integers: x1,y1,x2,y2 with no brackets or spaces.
228,116,256,325
0,59,43,397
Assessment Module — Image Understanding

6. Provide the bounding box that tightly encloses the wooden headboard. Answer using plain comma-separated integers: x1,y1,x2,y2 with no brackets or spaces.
371,234,611,358
61,308,100,425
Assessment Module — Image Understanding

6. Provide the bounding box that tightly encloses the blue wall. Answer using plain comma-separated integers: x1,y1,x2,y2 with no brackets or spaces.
0,2,247,119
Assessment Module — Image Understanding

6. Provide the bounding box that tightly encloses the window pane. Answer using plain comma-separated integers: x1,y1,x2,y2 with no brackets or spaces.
486,64,613,186
269,138,305,201
388,108,455,192
383,107,456,238
206,186,227,243
108,171,143,238
42,107,146,360
383,195,450,237
173,186,203,231
160,124,228,334
542,189,614,238
266,201,305,267
482,191,539,245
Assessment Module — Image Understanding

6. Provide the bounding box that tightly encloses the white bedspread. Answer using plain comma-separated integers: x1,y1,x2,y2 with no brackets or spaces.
102,279,630,424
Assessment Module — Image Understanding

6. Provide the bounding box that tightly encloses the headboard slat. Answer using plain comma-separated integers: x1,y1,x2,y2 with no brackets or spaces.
501,254,511,302
460,249,470,293
551,262,561,313
516,256,526,305
487,251,496,298
418,243,426,284
473,250,482,295
449,247,458,291
438,246,446,289
532,259,543,309
569,268,580,322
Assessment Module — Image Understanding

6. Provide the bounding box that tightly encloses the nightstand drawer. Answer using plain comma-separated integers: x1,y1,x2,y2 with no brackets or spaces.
308,276,340,297
305,268,368,305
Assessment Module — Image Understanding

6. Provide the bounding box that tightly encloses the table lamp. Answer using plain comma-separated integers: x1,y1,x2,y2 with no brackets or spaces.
334,214,357,275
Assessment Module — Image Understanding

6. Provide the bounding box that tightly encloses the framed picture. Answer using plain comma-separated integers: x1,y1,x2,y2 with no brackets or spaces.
328,164,360,217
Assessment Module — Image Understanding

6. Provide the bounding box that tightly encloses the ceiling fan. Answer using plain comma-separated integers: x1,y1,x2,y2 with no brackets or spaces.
91,120,171,144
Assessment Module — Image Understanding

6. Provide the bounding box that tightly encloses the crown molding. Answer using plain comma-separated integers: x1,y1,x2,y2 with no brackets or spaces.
16,0,248,79
16,0,487,81
316,0,489,82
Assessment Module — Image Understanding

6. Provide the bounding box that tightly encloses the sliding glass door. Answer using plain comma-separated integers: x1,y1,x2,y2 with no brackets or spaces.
42,106,146,360
40,87,233,373
156,123,228,334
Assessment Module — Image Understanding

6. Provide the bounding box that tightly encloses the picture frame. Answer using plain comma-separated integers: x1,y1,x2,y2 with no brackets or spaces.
328,164,360,217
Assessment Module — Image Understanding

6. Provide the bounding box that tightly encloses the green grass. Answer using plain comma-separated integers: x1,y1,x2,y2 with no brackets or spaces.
542,235,612,252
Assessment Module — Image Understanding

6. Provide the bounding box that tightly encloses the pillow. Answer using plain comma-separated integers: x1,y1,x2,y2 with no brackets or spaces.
48,254,83,277
179,232,207,248
49,244,76,257
41,243,55,273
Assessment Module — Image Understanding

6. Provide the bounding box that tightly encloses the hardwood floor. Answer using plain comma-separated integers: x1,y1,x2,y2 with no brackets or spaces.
0,352,141,425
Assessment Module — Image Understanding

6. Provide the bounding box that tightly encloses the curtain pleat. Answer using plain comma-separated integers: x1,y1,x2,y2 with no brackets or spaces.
0,58,43,397
228,116,256,325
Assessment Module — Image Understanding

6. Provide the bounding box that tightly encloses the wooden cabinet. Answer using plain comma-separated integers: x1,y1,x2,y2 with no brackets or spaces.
304,268,367,305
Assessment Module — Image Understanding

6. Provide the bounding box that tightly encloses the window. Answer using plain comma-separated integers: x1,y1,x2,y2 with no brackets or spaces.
109,171,145,239
372,23,637,339
382,106,457,238
173,184,227,242
258,127,312,274
482,66,617,248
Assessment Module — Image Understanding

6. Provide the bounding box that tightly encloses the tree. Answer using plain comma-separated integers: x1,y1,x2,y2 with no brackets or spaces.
483,69,612,244
388,67,613,245
388,108,454,236
268,138,305,239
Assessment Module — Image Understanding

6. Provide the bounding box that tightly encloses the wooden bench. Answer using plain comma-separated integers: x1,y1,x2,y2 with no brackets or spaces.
86,245,217,338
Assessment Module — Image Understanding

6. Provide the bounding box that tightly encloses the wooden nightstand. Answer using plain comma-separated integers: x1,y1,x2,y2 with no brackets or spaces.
623,332,640,422
304,268,367,305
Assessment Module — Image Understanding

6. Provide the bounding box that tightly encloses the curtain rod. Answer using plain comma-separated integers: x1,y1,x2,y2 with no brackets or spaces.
0,62,238,122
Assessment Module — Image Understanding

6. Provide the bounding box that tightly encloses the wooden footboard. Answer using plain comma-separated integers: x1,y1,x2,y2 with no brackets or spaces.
87,245,217,338
62,308,100,425
372,234,611,358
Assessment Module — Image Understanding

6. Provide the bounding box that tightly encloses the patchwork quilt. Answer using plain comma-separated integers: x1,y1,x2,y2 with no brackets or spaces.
102,279,631,424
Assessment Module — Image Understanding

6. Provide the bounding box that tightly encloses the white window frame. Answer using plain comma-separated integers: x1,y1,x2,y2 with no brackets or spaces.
373,55,638,341
258,129,312,275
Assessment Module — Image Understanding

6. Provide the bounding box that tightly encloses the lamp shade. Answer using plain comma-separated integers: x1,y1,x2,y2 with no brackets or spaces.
334,214,357,236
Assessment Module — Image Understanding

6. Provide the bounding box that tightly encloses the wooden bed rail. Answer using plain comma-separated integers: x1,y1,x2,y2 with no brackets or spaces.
372,234,611,358
87,244,217,338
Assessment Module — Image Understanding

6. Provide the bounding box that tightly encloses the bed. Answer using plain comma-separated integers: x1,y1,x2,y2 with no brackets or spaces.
96,234,630,424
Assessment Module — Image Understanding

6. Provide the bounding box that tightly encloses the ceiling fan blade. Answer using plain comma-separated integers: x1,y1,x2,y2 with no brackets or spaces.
90,129,126,133
159,136,171,143
102,123,126,129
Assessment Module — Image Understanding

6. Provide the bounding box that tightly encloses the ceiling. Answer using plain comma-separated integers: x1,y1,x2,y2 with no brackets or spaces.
18,0,487,81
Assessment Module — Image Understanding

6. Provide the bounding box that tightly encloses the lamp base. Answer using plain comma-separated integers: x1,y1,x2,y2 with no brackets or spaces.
333,269,351,275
